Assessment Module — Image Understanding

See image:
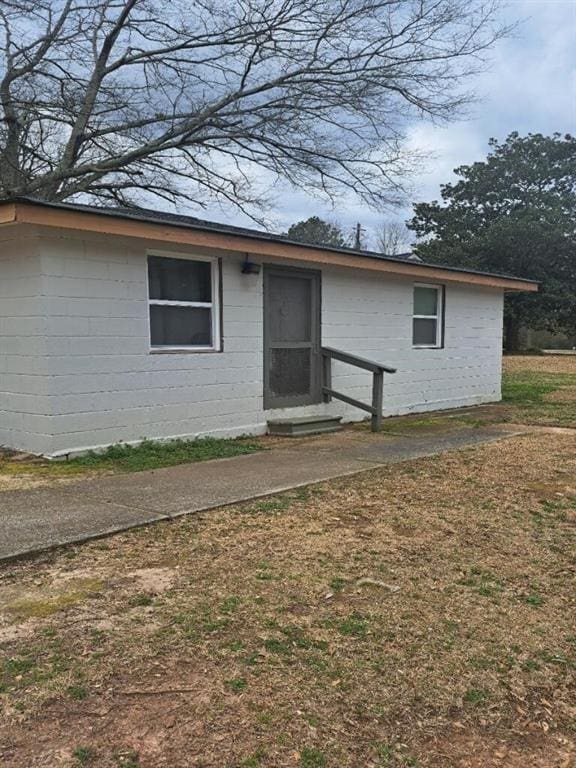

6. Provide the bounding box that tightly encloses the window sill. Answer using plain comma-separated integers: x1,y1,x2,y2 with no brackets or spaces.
412,345,443,350
149,347,222,355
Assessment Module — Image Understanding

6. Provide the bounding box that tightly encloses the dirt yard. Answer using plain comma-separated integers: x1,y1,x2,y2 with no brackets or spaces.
0,356,575,767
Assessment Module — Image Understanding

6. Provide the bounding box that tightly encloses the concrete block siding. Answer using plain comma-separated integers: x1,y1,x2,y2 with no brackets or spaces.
0,229,503,456
0,234,53,454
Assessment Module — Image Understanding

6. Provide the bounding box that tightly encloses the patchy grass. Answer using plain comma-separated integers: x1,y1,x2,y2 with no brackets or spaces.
381,414,485,433
6,577,105,619
0,435,264,489
299,747,326,767
1,425,575,766
499,354,576,427
67,684,89,701
73,746,96,765
68,435,265,472
225,676,248,693
379,356,576,434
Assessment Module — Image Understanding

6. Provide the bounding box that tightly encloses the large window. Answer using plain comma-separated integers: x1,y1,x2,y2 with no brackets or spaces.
413,284,443,348
147,254,220,351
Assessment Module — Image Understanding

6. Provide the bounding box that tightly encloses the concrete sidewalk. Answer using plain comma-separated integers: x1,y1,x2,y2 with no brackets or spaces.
0,424,524,561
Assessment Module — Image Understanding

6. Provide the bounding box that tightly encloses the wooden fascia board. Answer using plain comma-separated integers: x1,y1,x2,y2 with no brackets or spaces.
0,202,17,225
9,201,537,292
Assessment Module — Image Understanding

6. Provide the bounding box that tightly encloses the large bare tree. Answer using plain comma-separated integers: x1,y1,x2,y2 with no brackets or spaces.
0,0,507,215
375,219,411,255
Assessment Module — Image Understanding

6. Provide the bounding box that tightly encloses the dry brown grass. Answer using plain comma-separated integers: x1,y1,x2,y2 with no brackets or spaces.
1,431,575,768
504,354,576,375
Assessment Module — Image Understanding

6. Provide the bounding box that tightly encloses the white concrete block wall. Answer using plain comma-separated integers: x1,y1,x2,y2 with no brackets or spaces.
0,229,504,456
37,233,265,455
0,234,54,454
319,268,503,419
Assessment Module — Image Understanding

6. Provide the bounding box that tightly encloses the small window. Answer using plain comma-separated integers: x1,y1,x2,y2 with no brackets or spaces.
413,284,443,348
148,254,220,350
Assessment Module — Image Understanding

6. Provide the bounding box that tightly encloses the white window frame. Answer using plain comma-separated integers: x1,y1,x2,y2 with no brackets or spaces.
412,283,443,349
147,250,221,352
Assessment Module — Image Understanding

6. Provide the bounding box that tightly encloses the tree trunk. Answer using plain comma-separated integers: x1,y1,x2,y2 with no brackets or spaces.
504,316,521,352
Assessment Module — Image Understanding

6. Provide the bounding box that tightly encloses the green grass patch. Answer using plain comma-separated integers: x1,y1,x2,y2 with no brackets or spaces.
536,649,574,668
381,413,484,434
501,367,576,426
172,605,236,640
73,746,96,765
1,655,36,691
329,577,347,593
225,676,248,692
263,626,327,657
0,435,264,480
336,612,369,638
501,377,560,404
374,742,395,764
300,747,326,767
458,567,503,599
67,683,89,700
221,595,241,614
464,687,489,706
241,747,267,767
68,436,264,473
523,593,545,607
129,593,154,607
1,640,76,692
241,487,324,516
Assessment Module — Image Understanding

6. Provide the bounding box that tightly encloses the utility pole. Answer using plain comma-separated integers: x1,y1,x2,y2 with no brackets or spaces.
353,222,365,250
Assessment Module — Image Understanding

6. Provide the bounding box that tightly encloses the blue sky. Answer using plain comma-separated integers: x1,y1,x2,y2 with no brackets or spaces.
215,0,576,247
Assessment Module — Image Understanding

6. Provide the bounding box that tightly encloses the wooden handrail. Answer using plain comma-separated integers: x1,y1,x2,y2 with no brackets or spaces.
321,346,396,374
321,346,396,432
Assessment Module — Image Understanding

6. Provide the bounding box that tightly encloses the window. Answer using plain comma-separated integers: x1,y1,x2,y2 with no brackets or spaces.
147,254,220,350
413,284,443,348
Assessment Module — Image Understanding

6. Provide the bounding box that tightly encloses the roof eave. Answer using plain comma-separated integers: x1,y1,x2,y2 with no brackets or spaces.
0,199,538,292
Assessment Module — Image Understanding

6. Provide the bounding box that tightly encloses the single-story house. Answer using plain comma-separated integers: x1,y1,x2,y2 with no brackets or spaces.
0,198,537,457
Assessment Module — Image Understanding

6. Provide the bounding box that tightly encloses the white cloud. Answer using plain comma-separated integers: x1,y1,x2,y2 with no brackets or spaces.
191,0,576,239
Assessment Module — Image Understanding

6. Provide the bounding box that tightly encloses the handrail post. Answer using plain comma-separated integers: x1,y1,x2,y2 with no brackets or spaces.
322,351,332,403
371,370,384,432
320,347,395,430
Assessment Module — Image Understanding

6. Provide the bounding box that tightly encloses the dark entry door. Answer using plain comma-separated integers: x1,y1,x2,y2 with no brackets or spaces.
263,266,321,409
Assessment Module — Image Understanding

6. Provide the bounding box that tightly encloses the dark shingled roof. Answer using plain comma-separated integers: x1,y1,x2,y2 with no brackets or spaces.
6,197,537,285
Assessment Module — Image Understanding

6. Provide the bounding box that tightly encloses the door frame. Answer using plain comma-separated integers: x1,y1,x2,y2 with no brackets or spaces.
263,264,322,410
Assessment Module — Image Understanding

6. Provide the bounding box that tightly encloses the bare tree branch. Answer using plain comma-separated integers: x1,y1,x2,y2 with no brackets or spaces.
375,219,412,255
0,0,511,215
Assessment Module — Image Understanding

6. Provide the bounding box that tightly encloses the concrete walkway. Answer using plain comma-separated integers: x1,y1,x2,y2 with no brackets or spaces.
0,424,524,561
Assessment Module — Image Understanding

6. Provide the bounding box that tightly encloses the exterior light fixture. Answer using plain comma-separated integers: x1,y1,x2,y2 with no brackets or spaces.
241,255,261,275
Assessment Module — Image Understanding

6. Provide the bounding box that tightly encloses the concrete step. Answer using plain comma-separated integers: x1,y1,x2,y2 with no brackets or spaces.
267,415,343,437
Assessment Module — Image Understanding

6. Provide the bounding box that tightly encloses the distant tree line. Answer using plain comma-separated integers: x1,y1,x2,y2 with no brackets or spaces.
284,216,411,255
286,133,576,352
408,132,576,351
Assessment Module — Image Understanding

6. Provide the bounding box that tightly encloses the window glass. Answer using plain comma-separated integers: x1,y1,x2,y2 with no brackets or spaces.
412,284,443,347
414,286,438,316
413,318,437,346
148,255,218,349
150,306,212,347
148,256,211,302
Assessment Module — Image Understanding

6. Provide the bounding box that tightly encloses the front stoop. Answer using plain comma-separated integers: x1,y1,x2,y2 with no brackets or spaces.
267,415,343,437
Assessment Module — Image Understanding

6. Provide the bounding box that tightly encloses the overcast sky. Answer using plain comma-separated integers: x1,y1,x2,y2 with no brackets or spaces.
203,0,576,247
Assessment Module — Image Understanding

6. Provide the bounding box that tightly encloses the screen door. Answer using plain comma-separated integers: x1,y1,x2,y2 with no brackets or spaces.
263,266,321,409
